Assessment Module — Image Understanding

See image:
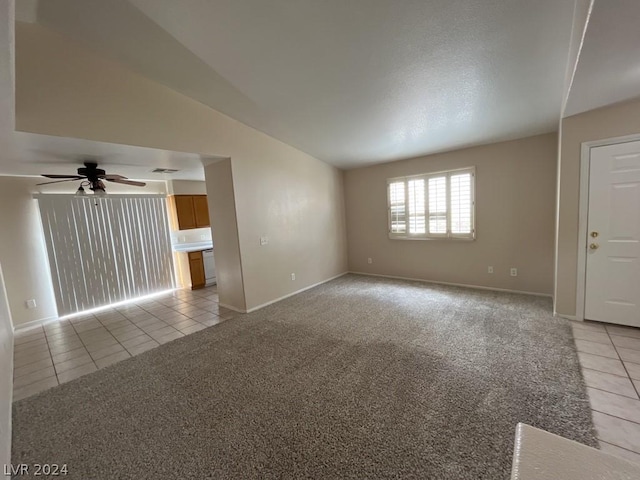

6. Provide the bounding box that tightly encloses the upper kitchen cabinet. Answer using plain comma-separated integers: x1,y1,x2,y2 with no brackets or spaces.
192,195,210,228
170,195,210,230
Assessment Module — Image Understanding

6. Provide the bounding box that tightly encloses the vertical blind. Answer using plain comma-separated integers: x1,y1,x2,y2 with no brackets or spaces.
36,195,175,316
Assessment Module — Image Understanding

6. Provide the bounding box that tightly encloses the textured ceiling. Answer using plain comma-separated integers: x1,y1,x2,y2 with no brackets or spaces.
564,0,640,117
24,0,579,169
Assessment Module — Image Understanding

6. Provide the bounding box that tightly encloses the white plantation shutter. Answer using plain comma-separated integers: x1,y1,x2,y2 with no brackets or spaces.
388,181,406,234
408,179,426,234
450,172,472,235
36,194,175,316
388,167,474,239
428,176,447,235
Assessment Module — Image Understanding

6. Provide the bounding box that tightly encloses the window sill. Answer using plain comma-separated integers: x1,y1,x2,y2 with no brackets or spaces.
388,235,475,241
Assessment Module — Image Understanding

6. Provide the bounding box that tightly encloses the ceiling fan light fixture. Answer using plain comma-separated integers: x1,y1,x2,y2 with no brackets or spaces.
75,185,87,196
91,180,107,196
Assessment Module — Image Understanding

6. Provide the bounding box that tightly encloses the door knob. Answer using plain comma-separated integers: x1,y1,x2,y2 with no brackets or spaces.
589,243,599,250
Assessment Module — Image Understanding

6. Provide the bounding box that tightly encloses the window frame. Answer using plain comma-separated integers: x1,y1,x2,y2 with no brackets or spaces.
387,166,476,241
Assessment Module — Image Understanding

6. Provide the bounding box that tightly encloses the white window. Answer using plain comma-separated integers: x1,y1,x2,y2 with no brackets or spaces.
387,167,475,240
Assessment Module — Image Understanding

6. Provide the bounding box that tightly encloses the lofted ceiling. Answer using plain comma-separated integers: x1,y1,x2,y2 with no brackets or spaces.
19,0,579,169
564,0,640,117
8,0,640,172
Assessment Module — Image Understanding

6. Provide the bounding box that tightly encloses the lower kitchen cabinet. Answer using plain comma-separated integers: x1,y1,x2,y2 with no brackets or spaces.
188,251,206,290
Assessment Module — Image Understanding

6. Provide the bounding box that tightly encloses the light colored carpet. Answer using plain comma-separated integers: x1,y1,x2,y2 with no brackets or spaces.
12,274,596,479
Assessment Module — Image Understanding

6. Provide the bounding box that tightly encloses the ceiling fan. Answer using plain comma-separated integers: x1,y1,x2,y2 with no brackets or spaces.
38,162,146,195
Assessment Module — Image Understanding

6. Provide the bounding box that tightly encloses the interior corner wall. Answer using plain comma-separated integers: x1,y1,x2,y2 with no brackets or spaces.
15,22,348,313
556,97,640,317
204,160,246,311
0,176,59,326
344,133,558,295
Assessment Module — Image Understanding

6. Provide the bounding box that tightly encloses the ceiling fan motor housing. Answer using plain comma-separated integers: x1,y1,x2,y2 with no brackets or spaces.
77,162,106,182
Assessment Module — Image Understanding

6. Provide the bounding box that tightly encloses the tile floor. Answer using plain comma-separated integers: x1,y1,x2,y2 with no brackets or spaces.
12,285,238,401
572,320,640,464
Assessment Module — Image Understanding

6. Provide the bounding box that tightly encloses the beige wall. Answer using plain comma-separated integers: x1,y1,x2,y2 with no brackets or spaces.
168,180,207,195
15,22,348,313
232,144,347,310
1,3,16,466
345,133,558,295
556,97,640,316
0,176,60,325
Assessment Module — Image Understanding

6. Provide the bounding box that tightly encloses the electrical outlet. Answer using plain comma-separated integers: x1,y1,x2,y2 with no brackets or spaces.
488,266,494,274
26,299,37,309
260,236,269,246
510,268,518,277
367,257,373,264
291,273,296,281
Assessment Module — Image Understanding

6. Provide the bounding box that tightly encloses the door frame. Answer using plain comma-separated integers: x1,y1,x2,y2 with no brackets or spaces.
575,133,640,321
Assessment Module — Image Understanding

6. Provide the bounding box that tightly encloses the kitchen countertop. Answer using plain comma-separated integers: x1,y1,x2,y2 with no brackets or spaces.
172,242,213,253
511,423,640,479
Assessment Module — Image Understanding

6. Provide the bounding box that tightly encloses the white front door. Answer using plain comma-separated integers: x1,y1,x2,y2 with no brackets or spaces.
585,140,640,327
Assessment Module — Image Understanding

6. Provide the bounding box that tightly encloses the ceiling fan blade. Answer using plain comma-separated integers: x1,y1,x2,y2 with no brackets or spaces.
105,177,146,187
37,178,84,186
41,174,85,179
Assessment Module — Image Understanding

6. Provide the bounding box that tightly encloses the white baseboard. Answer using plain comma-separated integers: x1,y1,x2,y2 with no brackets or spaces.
349,271,553,298
554,313,578,321
218,303,247,314
13,315,59,333
16,271,545,330
244,272,349,314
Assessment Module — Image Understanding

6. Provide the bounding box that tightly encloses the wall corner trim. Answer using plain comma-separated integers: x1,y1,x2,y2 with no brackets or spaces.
218,302,247,314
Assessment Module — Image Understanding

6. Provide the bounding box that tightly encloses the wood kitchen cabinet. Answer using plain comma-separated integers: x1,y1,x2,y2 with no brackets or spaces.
171,195,210,230
192,196,210,228
188,251,206,289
